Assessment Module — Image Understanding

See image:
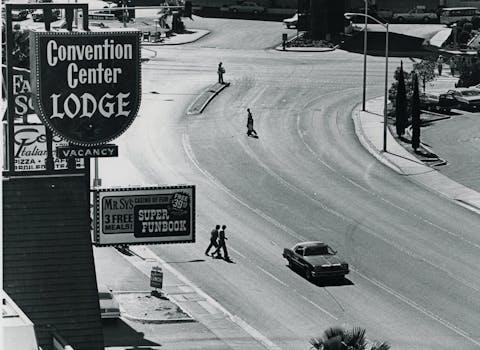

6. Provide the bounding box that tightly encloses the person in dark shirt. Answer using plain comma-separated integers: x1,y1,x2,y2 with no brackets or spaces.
205,225,220,256
214,225,229,260
246,108,258,137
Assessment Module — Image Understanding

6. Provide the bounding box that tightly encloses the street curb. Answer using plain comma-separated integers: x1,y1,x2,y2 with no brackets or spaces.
274,45,338,52
352,106,403,174
122,313,196,324
353,97,480,215
186,82,230,115
141,29,210,46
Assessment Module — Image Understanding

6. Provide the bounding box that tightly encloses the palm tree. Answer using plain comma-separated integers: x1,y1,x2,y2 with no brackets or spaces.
309,326,390,350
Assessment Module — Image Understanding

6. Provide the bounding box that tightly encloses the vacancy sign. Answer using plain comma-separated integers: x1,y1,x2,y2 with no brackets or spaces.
93,186,195,246
30,29,142,145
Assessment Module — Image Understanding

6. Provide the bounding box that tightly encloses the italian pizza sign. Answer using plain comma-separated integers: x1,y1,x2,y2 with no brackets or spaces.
93,186,195,245
30,29,141,145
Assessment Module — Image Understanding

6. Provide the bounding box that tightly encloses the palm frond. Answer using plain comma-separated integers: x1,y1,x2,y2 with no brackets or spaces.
346,326,366,349
370,341,391,350
323,326,345,340
309,337,324,349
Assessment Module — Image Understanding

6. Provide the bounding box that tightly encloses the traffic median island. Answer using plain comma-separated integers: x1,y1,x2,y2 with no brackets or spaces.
116,291,195,324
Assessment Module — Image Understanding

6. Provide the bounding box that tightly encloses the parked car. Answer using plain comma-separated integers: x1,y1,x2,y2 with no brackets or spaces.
283,241,349,280
227,1,264,15
11,9,29,21
32,8,61,22
392,7,438,23
420,91,459,112
283,12,298,28
98,285,121,319
446,88,480,110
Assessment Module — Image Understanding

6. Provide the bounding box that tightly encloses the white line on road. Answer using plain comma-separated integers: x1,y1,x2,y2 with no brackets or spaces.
354,268,480,347
300,295,338,321
182,133,307,242
130,246,282,350
229,246,247,259
256,265,289,287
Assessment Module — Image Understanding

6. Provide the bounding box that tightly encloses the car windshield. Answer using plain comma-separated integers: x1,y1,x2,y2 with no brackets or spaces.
304,245,329,256
461,91,480,96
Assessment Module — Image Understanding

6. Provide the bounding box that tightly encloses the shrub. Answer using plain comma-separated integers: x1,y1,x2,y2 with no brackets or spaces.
472,16,480,29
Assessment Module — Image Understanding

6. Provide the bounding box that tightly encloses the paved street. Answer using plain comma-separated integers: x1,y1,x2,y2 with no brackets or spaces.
94,16,480,350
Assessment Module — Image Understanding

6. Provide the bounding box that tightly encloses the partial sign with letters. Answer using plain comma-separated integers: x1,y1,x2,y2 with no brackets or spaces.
93,185,195,246
56,144,118,158
14,124,85,171
29,29,142,146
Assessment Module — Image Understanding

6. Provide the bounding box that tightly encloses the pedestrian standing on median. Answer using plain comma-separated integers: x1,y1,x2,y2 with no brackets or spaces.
214,225,229,260
205,225,220,256
449,56,457,77
217,62,225,84
246,108,258,138
437,55,444,76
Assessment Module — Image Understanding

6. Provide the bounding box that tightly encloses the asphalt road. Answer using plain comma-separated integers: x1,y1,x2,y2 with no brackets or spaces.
99,17,480,350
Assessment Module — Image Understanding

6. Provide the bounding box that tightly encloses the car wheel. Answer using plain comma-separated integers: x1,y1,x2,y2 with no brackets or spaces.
287,258,293,268
232,8,238,13
253,10,259,15
305,268,313,281
423,16,431,23
397,17,404,23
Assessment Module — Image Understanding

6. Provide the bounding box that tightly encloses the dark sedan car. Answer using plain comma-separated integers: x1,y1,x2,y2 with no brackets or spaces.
283,241,349,280
446,88,480,110
420,92,459,112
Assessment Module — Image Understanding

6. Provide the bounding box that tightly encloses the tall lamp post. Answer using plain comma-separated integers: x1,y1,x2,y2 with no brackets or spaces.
345,12,389,152
362,1,368,111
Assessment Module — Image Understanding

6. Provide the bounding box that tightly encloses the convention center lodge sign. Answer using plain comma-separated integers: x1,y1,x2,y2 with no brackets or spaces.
30,29,141,145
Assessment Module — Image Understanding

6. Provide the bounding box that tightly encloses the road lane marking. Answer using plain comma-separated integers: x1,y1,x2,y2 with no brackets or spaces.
229,246,247,259
182,133,307,242
130,246,282,350
300,295,338,321
354,268,480,347
256,265,289,287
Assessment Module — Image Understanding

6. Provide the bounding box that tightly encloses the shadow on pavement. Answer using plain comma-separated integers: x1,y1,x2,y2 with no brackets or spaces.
165,259,206,263
287,266,353,286
341,30,435,58
103,318,159,348
311,277,354,287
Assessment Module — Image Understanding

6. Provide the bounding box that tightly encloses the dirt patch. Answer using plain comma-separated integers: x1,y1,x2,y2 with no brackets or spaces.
116,292,193,322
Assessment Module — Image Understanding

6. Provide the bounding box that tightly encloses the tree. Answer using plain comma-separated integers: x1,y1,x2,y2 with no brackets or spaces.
309,326,390,350
411,73,421,151
395,61,408,137
413,57,435,92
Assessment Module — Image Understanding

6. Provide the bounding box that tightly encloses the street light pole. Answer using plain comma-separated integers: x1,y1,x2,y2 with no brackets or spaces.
362,1,368,111
383,23,389,152
344,12,390,152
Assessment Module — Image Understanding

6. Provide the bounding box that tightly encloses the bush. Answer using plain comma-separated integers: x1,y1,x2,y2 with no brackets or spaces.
463,22,473,33
472,16,480,29
458,30,471,44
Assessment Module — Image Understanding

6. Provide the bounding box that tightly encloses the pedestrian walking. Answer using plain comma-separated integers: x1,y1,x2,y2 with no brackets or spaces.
449,56,457,77
217,62,225,84
437,55,444,76
246,108,258,138
214,225,229,260
205,225,220,256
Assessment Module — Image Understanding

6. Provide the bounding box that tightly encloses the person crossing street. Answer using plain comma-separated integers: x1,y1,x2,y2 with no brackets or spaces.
214,225,229,260
205,225,220,256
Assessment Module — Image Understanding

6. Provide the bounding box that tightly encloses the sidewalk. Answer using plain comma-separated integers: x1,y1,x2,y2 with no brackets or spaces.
95,246,279,350
352,75,480,213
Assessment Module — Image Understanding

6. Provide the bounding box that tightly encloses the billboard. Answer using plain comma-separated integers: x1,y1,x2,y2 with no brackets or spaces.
30,29,142,146
93,186,195,246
